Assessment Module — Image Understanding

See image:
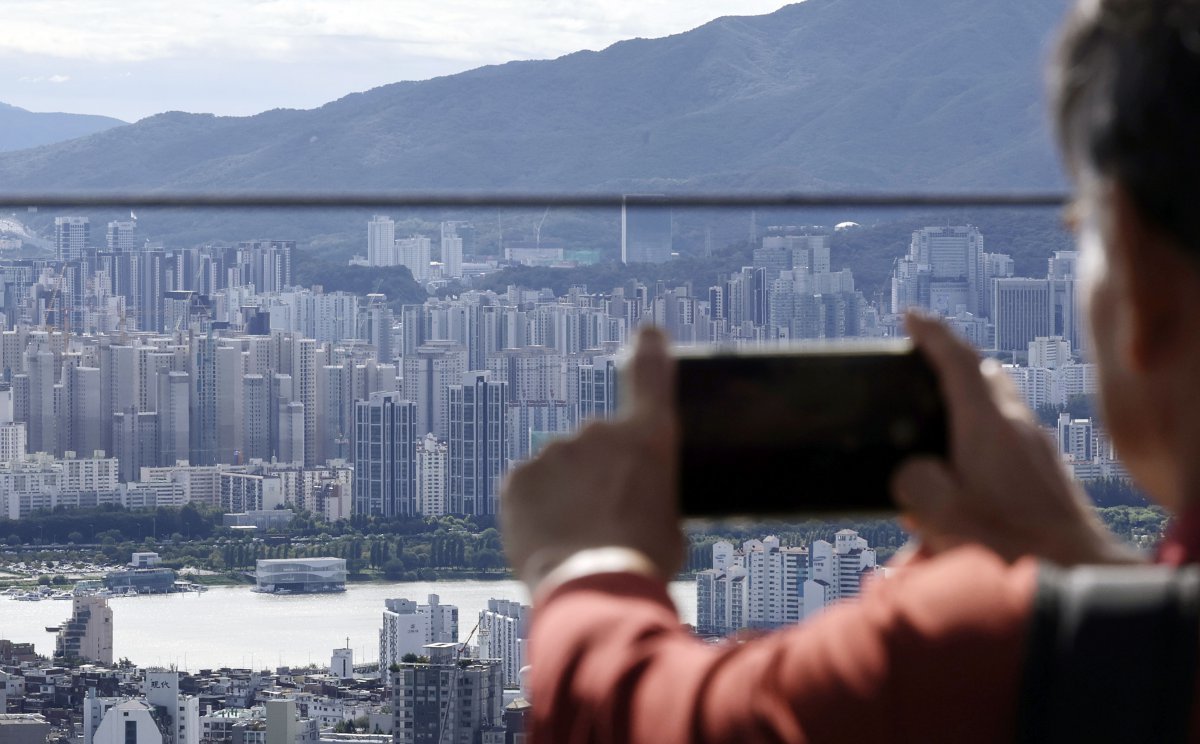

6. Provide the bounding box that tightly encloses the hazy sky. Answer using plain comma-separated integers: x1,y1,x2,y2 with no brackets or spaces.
0,1,789,122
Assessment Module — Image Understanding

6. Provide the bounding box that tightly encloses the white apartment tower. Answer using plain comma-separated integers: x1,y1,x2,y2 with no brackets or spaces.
416,433,448,517
809,529,878,608
696,540,749,637
368,216,396,267
379,595,459,669
743,537,809,629
477,599,530,688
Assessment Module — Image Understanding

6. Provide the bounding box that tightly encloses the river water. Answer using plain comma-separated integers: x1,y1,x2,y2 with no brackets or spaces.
0,580,697,671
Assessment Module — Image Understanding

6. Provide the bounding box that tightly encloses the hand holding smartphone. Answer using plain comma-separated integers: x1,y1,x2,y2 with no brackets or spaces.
670,342,947,518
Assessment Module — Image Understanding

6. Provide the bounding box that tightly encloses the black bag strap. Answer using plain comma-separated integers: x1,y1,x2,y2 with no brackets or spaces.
1017,564,1200,743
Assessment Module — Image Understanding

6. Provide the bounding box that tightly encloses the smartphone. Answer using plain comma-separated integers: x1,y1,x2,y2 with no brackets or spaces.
673,342,947,517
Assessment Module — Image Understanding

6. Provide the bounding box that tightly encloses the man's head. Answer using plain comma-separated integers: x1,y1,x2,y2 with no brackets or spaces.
1054,0,1200,507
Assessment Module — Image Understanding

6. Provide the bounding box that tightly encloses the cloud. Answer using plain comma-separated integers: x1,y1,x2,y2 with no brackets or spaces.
16,74,70,84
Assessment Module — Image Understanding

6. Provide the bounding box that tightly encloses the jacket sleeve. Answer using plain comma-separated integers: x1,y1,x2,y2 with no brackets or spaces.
528,546,1039,744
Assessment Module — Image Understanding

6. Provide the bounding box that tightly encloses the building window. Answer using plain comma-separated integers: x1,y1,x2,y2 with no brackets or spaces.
126,720,138,744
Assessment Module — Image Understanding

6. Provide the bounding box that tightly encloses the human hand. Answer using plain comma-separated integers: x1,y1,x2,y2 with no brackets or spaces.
501,326,685,592
893,312,1138,566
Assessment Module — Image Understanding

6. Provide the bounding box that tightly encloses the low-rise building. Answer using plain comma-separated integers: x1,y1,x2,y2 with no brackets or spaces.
254,558,346,594
0,713,50,744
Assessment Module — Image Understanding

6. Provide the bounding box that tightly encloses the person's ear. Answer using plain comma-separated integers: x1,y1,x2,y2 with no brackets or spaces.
1110,186,1188,372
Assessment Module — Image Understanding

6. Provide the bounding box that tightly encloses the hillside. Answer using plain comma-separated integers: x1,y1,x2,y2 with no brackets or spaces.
0,102,126,153
0,0,1069,197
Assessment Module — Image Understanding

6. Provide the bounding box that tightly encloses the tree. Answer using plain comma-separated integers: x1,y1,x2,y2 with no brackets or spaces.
471,549,505,570
382,558,407,581
67,531,84,544
37,575,51,586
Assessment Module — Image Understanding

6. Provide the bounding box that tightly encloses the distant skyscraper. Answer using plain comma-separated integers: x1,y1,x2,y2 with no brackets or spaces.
353,391,418,517
368,216,396,267
236,240,293,292
441,222,464,279
55,216,90,262
158,371,190,467
993,278,1080,354
192,334,219,466
621,197,673,264
402,342,467,439
105,220,137,253
892,225,985,317
241,374,271,462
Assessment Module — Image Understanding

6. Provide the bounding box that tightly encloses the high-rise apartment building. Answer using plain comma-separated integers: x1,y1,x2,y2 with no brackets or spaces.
416,434,447,517
576,355,617,424
476,599,530,688
0,385,26,464
809,529,878,606
743,537,809,629
353,392,418,517
448,372,507,516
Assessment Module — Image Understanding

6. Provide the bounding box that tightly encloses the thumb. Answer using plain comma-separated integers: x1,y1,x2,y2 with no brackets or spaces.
892,457,967,552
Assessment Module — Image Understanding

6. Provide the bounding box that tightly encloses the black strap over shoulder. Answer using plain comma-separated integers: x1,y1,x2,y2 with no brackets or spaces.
1018,564,1200,743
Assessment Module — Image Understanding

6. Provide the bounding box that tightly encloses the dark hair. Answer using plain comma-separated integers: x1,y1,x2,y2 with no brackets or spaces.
1054,0,1200,250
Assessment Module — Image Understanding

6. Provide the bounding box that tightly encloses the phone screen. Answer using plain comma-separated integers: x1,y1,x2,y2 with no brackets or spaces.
675,344,947,517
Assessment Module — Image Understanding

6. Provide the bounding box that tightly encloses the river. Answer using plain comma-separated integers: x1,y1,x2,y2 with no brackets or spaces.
0,580,697,671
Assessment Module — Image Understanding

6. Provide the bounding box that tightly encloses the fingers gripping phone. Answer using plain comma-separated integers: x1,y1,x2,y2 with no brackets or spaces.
672,343,948,517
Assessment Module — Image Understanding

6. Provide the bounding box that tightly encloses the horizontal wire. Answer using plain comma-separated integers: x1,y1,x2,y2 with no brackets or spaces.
0,192,1071,210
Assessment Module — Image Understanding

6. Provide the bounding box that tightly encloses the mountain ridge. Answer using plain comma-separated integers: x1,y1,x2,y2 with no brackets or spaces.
0,102,126,153
0,0,1070,198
